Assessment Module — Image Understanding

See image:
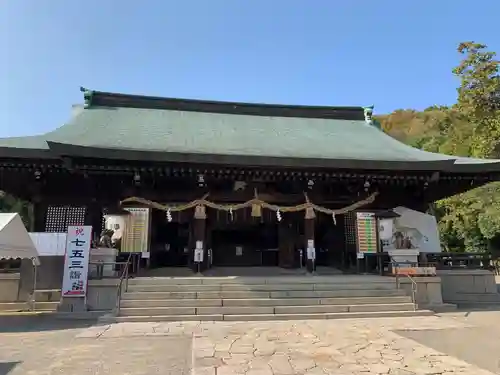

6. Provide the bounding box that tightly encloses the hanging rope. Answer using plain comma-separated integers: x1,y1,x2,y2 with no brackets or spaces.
121,192,378,216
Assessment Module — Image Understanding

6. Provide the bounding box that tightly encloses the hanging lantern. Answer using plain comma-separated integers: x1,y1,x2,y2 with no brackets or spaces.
166,209,172,222
276,209,282,222
229,207,234,221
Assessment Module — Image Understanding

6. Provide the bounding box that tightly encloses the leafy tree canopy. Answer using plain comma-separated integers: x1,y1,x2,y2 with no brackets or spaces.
379,41,500,252
0,191,31,229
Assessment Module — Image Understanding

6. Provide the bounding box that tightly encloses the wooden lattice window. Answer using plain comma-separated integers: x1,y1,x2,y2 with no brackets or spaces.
45,206,86,232
344,212,357,244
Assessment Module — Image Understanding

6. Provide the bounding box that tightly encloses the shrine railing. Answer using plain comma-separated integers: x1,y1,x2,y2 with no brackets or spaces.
356,251,499,275
391,261,418,312
88,260,131,280
424,252,497,272
115,253,133,317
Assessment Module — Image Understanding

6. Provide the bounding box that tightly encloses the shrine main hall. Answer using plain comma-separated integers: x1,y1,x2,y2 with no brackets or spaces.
0,88,498,272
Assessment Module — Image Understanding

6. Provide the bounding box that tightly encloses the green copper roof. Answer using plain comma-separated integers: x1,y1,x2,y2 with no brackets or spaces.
0,89,499,171
45,108,450,161
0,135,48,149
0,106,471,161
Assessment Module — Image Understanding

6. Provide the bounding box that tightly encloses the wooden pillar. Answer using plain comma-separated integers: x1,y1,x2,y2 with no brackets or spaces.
304,207,315,273
32,201,47,232
205,223,212,270
278,222,294,268
278,223,285,267
85,200,102,243
84,176,102,243
31,178,46,232
192,205,206,272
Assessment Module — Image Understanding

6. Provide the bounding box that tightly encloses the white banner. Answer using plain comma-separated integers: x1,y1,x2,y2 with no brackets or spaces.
62,226,92,298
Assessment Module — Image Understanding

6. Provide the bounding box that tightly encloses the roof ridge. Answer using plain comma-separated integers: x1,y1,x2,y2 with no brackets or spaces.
79,87,367,121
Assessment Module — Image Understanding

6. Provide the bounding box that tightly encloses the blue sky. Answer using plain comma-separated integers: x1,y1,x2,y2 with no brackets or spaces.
0,0,499,137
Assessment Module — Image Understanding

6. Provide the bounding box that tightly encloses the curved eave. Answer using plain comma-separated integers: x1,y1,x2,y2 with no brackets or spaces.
448,160,500,173
47,141,457,171
0,146,57,159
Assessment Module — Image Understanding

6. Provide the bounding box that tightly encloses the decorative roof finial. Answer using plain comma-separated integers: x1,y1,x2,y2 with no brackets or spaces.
80,86,94,108
363,105,374,124
363,105,382,130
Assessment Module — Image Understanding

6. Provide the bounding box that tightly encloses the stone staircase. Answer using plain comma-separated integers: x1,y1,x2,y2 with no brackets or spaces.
0,301,59,313
115,275,434,322
0,289,61,313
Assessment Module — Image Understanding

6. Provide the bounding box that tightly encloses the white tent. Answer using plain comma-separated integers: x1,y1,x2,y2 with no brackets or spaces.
393,207,441,253
0,213,40,265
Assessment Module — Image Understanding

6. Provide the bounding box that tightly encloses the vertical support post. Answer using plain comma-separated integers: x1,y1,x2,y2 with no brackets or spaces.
85,200,102,244
305,208,315,273
278,222,285,268
30,260,37,311
32,201,47,232
278,221,294,268
205,222,212,271
192,205,206,273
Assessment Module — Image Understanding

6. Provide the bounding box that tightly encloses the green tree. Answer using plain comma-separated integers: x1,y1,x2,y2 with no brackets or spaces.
453,41,500,158
380,42,500,252
0,191,32,229
435,43,500,251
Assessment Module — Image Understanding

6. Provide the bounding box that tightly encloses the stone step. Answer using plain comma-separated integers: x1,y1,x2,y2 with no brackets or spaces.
120,296,412,308
122,289,407,300
119,303,416,317
0,302,26,312
31,301,60,311
0,301,59,312
127,283,398,293
113,309,434,322
454,293,500,303
122,298,223,308
32,289,62,302
127,275,393,286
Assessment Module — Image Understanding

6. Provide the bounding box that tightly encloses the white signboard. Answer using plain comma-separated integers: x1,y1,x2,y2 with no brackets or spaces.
194,248,204,263
236,246,243,256
357,212,375,219
62,226,92,298
306,247,316,260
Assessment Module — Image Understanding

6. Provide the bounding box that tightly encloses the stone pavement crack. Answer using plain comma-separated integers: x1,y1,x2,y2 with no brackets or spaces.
1,315,498,374
95,324,111,338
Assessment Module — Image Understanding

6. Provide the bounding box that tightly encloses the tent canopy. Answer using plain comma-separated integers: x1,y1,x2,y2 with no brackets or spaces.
0,213,40,265
393,207,441,253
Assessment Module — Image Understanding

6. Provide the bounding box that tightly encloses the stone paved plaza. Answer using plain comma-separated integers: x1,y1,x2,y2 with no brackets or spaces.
0,311,499,374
